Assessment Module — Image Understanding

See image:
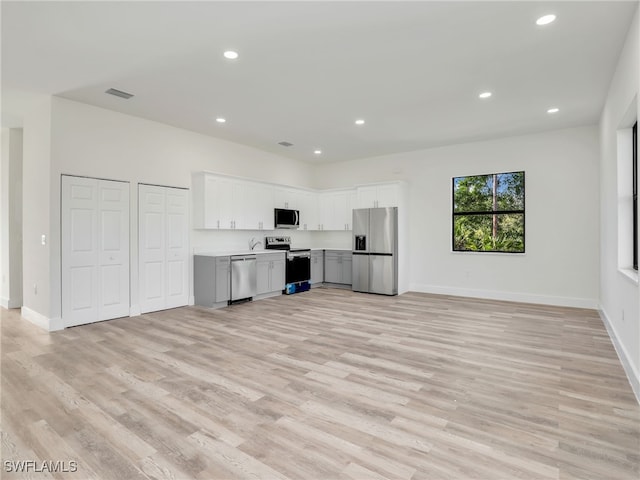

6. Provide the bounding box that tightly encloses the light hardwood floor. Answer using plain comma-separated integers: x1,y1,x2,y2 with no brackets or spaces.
1,289,639,479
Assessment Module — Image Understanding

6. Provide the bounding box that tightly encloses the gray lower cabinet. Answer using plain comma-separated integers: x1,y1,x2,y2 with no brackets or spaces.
215,256,231,303
194,255,230,307
256,253,286,296
324,250,352,285
310,250,324,285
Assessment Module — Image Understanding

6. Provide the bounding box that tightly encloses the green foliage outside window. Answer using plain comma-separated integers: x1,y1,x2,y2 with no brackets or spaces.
452,171,525,253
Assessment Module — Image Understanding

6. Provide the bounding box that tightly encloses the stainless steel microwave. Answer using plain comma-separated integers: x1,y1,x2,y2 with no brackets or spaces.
274,208,299,229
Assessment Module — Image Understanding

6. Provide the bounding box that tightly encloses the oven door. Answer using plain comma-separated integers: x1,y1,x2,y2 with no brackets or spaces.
286,251,311,284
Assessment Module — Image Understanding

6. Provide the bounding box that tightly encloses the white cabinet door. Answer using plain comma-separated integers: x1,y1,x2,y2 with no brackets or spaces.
274,187,299,209
319,191,354,230
230,180,248,229
356,183,400,208
216,176,235,229
376,184,399,208
139,184,189,314
256,183,275,230
298,190,318,231
357,185,377,208
193,173,226,229
242,181,274,230
346,190,357,230
62,176,130,327
203,174,220,228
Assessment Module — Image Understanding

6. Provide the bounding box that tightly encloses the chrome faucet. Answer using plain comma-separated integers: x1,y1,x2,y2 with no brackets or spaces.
249,237,262,251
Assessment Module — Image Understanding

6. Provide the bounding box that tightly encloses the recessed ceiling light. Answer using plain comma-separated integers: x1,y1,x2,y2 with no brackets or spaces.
479,92,492,99
215,117,226,123
547,107,559,114
355,119,365,125
536,14,556,26
223,50,239,60
314,150,322,155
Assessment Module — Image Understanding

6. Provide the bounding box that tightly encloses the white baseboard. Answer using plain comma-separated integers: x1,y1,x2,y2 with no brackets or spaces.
409,283,598,309
599,308,640,405
189,295,195,306
20,306,62,332
129,304,141,317
49,317,64,331
1,297,21,309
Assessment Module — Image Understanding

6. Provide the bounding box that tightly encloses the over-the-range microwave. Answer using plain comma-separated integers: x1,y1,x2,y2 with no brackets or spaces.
274,208,299,229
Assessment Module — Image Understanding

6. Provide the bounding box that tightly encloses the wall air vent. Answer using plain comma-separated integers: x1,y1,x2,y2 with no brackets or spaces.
278,141,294,147
105,88,134,100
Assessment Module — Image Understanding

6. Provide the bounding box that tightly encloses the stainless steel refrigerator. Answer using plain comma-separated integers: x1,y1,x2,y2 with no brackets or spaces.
352,207,398,295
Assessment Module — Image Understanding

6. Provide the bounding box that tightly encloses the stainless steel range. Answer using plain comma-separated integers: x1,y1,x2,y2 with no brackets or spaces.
264,236,311,293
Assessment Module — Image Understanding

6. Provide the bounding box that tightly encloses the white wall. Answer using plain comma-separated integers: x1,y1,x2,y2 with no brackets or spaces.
599,9,639,400
21,98,53,328
43,97,314,322
1,129,7,306
1,128,23,309
1,129,6,306
312,126,600,308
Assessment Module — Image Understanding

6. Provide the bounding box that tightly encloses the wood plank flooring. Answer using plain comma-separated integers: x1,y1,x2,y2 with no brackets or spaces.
1,288,639,479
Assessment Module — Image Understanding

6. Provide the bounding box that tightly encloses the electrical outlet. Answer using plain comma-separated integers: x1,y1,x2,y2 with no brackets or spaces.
41,234,47,246
33,284,37,295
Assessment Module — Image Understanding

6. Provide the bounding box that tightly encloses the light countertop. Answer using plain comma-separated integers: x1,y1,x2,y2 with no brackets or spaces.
195,250,286,257
196,247,351,257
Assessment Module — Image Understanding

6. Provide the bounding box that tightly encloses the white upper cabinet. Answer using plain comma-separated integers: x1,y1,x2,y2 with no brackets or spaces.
298,190,318,231
193,173,228,229
274,187,301,210
193,173,274,230
356,182,402,208
250,181,275,230
194,172,396,232
318,189,356,230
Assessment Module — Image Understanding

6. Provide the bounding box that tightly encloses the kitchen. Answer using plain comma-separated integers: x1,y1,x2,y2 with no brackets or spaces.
192,171,408,308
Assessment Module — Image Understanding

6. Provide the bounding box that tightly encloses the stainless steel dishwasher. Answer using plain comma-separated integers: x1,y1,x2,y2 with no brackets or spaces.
230,255,257,303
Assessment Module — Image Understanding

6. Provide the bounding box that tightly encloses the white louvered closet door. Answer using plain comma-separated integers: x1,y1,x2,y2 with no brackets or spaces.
139,184,189,313
62,175,130,327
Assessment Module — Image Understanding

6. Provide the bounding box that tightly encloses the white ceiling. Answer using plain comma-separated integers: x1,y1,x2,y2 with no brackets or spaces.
2,1,637,164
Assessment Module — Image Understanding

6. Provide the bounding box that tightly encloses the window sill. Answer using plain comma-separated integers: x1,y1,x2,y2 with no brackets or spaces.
451,250,526,256
618,268,639,285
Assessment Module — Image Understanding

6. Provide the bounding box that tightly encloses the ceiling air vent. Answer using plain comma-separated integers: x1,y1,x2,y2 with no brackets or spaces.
278,141,294,147
105,88,134,100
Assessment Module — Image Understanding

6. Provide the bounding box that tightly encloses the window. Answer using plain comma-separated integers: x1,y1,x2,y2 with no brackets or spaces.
633,121,637,270
452,171,525,253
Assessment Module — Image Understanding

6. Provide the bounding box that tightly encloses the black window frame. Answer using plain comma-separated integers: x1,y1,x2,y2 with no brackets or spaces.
633,121,637,270
452,170,525,254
